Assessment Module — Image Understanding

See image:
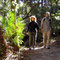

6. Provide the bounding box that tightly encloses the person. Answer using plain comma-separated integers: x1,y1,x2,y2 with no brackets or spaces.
41,12,52,49
28,15,39,50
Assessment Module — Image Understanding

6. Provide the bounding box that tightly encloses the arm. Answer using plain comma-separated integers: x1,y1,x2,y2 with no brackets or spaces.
35,23,39,32
41,19,44,33
49,19,52,28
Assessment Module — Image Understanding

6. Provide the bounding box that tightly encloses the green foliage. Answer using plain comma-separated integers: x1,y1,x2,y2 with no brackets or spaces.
0,0,60,48
2,11,25,48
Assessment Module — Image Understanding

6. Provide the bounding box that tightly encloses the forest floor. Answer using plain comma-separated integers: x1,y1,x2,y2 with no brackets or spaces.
19,36,60,60
5,36,60,60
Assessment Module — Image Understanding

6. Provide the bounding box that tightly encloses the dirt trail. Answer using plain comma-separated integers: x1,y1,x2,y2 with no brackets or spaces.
20,36,60,60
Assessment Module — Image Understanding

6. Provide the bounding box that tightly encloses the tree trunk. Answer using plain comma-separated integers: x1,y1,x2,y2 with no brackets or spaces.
0,26,7,58
41,0,44,18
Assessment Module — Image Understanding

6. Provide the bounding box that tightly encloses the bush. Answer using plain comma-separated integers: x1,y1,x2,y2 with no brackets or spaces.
2,11,25,48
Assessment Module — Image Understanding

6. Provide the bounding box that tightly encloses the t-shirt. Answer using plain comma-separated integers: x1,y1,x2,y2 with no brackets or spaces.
41,17,51,32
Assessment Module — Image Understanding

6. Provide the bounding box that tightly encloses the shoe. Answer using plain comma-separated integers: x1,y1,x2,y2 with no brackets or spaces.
44,46,46,48
33,46,35,50
29,48,31,50
43,46,46,48
46,47,50,49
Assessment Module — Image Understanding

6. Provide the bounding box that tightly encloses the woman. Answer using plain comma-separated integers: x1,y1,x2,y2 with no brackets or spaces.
28,15,39,50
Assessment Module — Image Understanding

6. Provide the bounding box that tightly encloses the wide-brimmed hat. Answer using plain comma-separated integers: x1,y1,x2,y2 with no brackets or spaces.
30,15,37,22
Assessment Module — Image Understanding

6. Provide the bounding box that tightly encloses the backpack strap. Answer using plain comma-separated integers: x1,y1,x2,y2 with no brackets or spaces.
41,17,46,29
42,17,46,23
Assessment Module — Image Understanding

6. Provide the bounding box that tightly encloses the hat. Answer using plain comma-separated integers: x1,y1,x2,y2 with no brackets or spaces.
46,12,50,16
30,15,37,22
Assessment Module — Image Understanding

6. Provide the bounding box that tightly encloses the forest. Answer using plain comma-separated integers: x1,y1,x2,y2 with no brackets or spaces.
0,0,60,60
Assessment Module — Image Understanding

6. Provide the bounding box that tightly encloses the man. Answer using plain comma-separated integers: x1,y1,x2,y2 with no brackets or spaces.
41,12,52,49
28,16,39,50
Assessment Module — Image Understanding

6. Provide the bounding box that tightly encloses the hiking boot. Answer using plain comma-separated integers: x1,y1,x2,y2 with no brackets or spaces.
46,47,50,49
29,48,31,50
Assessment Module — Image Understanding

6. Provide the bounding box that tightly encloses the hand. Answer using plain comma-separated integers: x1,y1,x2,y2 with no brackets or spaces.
26,32,29,35
36,30,38,32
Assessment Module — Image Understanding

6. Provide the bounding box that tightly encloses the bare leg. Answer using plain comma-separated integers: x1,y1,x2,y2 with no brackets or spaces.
43,32,47,48
46,31,51,48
